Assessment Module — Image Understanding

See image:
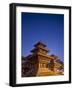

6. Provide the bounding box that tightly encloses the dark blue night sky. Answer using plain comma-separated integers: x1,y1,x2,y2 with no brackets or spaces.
22,12,64,61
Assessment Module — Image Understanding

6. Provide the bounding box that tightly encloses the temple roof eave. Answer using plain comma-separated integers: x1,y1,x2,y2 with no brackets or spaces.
31,48,49,53
23,53,55,60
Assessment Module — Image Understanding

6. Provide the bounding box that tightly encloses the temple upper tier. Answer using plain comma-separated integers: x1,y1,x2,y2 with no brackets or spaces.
31,41,49,55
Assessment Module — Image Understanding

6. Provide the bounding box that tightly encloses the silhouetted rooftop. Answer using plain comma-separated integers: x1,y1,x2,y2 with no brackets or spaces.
34,41,46,47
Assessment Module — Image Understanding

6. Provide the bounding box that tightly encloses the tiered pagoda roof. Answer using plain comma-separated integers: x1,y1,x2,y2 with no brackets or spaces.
31,41,49,54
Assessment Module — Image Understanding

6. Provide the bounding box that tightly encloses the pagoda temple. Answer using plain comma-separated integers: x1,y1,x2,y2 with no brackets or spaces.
22,41,64,77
